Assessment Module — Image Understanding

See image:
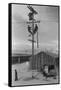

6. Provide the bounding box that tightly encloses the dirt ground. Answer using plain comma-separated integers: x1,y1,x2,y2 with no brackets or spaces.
12,62,59,86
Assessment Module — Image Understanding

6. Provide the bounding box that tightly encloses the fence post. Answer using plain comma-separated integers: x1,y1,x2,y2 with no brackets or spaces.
15,69,18,81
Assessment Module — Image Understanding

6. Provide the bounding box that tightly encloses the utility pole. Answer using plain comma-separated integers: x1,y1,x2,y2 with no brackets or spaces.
32,14,34,78
27,5,40,78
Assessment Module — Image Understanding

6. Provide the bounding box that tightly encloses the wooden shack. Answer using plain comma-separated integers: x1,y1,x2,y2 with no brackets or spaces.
29,51,58,73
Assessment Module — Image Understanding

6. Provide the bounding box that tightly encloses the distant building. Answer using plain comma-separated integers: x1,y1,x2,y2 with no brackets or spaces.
12,54,31,64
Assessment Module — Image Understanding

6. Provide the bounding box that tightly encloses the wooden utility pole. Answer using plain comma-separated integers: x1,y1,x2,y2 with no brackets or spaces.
27,5,40,78
32,15,35,78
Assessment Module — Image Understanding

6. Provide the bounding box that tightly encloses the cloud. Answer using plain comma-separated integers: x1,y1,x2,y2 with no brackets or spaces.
12,5,58,54
51,40,58,44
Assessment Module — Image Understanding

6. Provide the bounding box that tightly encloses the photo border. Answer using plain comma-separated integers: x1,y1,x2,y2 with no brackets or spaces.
8,3,60,87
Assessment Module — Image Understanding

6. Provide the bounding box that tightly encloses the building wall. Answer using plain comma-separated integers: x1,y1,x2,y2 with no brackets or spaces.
29,52,57,72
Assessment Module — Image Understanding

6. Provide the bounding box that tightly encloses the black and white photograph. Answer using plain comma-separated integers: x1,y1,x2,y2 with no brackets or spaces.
9,3,60,87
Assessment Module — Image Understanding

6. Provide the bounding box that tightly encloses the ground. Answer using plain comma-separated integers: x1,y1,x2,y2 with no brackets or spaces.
12,61,59,86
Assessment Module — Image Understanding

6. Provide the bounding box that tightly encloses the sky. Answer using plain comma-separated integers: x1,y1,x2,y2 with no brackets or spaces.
12,4,59,54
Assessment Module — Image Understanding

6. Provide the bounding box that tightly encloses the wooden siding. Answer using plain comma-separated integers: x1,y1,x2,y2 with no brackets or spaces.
29,52,58,71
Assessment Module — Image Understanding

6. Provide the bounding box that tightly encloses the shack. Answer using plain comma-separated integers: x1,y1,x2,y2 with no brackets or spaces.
29,51,58,73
